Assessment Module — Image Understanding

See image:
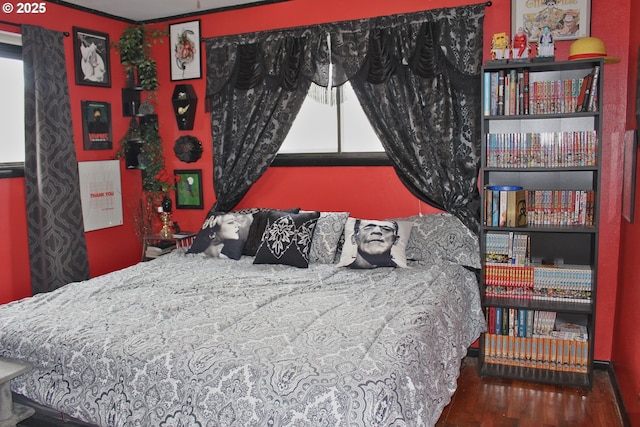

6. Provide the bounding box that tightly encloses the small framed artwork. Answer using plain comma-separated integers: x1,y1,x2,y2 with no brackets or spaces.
174,169,204,209
73,27,111,87
81,100,112,150
622,130,637,223
512,0,590,41
170,20,202,81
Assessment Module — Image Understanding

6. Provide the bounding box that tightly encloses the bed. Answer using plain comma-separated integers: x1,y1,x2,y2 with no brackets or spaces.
0,211,485,427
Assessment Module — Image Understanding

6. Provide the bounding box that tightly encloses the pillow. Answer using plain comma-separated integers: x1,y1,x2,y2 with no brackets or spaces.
241,207,301,256
309,212,349,264
187,212,253,260
401,213,480,269
253,211,320,268
336,218,412,269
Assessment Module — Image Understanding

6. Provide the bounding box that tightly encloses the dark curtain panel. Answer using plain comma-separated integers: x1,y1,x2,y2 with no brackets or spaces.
207,39,311,212
350,7,485,233
23,25,90,294
205,4,485,230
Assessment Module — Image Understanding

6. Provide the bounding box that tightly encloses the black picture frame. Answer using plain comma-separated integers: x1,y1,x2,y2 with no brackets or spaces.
169,20,202,81
73,27,111,87
81,101,112,150
623,130,637,223
174,169,204,209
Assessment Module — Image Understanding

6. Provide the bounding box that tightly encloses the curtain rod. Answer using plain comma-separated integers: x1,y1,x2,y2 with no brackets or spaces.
485,1,492,6
0,20,70,36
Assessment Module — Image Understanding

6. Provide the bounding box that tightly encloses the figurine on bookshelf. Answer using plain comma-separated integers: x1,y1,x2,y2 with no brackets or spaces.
489,32,510,63
535,26,555,62
511,28,530,62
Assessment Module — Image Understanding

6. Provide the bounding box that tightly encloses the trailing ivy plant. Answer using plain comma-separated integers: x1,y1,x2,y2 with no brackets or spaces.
112,24,165,92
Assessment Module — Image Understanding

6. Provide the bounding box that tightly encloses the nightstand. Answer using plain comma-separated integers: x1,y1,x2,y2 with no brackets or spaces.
0,358,35,427
141,232,197,261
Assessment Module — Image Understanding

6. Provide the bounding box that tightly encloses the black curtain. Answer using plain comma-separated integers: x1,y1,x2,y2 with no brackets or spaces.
207,39,311,212
23,25,90,294
350,9,484,232
205,4,485,231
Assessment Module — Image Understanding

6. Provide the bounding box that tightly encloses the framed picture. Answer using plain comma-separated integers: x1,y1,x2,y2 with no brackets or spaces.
175,169,204,209
512,0,590,42
170,20,202,81
623,130,638,223
73,27,111,87
81,100,112,150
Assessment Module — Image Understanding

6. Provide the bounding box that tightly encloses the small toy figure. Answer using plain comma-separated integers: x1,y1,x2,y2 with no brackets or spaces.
491,32,510,60
537,26,555,58
512,28,530,59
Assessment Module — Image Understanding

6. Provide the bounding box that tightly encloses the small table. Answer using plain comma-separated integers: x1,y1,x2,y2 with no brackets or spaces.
0,358,35,427
141,232,197,261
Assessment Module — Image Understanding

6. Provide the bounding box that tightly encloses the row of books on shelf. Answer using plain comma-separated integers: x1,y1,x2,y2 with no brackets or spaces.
486,308,588,340
482,333,589,373
486,231,529,264
483,65,600,116
483,310,589,373
483,264,592,303
485,130,598,168
484,189,595,227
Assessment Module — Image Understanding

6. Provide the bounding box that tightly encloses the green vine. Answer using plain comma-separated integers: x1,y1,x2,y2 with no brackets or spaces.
112,24,166,92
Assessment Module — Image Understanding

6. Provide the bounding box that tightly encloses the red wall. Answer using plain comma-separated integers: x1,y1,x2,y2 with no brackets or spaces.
614,0,640,423
155,0,628,362
1,1,637,416
0,5,139,303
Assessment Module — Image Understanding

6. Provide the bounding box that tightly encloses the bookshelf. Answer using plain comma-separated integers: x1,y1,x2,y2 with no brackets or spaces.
478,58,603,388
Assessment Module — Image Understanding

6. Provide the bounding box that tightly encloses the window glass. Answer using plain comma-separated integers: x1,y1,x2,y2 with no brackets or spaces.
0,56,25,164
339,82,384,153
0,31,24,167
278,82,384,157
278,86,338,154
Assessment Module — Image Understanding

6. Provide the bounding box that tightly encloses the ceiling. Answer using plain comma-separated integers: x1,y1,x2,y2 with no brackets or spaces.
55,0,284,22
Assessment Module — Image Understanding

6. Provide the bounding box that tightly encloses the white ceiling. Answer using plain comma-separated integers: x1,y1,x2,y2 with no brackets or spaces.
58,0,282,22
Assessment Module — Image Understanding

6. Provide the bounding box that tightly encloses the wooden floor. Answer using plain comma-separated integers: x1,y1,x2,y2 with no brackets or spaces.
436,357,626,427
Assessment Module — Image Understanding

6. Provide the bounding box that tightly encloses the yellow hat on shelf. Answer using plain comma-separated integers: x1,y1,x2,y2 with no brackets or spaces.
568,37,620,64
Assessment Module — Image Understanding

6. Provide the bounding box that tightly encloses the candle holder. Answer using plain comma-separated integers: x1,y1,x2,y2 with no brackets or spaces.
159,211,172,239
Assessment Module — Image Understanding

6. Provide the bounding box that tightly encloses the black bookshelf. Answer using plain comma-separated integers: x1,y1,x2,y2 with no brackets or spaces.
478,58,603,389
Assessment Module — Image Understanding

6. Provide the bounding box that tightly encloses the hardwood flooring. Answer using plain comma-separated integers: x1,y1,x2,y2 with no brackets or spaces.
436,357,627,427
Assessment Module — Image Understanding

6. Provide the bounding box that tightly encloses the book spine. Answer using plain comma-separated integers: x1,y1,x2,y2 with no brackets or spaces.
523,70,530,115
497,69,505,116
483,72,491,116
588,65,600,112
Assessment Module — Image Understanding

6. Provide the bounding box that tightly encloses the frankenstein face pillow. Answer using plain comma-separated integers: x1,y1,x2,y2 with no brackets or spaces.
188,212,253,260
337,218,412,269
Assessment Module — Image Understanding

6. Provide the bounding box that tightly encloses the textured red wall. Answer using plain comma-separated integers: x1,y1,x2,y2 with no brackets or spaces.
0,5,138,304
614,0,640,422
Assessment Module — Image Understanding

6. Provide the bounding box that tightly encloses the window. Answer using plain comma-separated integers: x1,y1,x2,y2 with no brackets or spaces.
0,31,25,177
274,81,390,166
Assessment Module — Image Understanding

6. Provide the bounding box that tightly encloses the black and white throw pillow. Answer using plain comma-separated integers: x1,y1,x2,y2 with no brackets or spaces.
253,211,320,268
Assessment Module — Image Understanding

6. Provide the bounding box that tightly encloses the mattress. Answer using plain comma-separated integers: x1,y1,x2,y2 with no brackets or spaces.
0,252,485,426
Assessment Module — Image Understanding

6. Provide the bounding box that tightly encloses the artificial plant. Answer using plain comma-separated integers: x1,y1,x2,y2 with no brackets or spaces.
112,24,165,92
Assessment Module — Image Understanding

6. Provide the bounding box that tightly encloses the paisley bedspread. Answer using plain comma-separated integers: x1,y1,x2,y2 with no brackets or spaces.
0,253,485,426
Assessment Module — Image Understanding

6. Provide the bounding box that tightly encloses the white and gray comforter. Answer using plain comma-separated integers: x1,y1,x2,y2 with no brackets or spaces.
0,253,485,426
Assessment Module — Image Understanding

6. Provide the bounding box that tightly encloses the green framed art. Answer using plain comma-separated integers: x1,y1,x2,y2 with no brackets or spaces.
174,169,203,209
